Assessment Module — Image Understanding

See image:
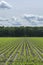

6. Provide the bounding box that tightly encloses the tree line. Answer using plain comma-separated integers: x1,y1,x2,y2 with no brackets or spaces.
0,26,43,37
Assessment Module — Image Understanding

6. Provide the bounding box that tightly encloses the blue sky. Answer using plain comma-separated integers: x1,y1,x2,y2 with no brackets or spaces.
0,0,43,26
0,0,43,17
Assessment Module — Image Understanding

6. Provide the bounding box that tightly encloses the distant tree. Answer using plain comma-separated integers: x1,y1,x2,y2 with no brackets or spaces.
0,26,43,37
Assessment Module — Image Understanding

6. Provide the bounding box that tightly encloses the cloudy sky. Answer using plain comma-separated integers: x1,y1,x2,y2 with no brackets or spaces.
0,0,43,26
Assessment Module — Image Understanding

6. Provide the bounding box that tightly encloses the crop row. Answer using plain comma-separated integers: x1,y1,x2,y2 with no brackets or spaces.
0,38,43,65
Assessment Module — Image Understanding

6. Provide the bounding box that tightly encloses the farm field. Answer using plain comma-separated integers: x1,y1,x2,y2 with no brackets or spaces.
0,37,43,65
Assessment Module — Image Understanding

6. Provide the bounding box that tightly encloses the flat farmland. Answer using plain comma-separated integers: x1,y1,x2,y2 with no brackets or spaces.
0,37,43,65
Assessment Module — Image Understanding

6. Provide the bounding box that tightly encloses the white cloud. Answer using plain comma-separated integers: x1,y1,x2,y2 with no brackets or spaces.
0,17,21,26
0,0,12,9
23,14,43,26
0,14,43,27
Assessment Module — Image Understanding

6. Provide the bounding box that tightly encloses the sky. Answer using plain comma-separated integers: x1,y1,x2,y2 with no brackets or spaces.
0,0,43,26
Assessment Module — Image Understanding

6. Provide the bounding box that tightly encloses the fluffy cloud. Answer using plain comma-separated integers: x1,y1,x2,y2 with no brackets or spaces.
0,14,43,27
0,1,12,9
23,14,43,26
0,17,21,26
